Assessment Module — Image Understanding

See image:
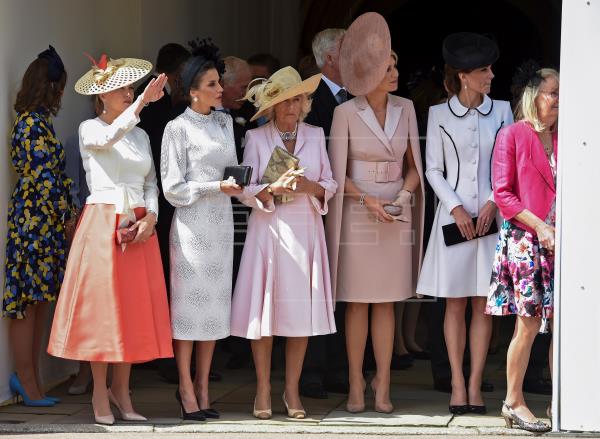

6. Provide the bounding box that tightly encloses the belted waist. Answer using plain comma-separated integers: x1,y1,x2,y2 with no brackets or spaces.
86,183,145,222
348,160,402,183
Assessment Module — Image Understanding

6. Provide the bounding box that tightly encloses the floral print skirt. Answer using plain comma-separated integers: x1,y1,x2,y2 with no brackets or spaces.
485,220,554,331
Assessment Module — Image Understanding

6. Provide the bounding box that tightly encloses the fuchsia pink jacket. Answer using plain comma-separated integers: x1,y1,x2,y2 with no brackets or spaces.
492,120,558,234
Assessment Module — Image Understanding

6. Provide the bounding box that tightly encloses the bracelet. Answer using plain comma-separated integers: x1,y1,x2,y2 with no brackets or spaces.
359,193,367,206
146,209,158,225
266,185,274,195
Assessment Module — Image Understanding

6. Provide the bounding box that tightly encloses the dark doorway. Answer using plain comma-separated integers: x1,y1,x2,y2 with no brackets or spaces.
301,0,562,101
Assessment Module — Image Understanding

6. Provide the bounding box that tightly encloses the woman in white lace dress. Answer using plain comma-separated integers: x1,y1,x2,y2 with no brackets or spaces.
161,40,241,421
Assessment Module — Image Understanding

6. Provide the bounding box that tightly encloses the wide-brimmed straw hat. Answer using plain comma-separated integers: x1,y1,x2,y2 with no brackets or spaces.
74,53,152,95
339,12,391,96
243,66,321,121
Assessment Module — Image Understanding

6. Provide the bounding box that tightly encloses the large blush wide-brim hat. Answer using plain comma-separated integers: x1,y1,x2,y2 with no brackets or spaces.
442,32,499,70
74,56,152,95
339,12,391,97
244,66,322,122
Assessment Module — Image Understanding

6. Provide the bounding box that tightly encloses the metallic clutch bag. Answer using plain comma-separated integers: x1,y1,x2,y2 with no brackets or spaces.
261,146,300,203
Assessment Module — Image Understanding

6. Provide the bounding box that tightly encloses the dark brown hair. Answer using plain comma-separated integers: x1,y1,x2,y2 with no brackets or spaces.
14,58,67,116
444,64,473,96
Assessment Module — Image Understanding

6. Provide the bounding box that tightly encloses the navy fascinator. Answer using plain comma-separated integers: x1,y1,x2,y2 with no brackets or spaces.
37,45,65,82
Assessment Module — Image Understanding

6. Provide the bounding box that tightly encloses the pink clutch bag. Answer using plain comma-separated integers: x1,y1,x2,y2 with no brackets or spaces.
116,227,137,245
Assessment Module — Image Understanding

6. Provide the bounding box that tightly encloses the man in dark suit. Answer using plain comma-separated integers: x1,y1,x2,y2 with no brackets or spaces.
135,43,190,383
219,56,258,369
136,43,190,291
301,28,349,399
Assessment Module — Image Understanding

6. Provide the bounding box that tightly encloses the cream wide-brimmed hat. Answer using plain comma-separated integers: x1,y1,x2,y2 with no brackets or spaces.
74,53,152,95
243,66,321,121
339,12,392,96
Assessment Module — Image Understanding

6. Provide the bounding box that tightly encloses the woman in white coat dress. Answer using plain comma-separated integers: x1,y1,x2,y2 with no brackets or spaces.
416,33,513,414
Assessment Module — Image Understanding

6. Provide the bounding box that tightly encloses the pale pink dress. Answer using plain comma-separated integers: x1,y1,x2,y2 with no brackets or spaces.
230,122,337,339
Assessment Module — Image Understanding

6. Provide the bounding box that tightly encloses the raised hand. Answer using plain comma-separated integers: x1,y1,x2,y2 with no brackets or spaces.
142,73,168,104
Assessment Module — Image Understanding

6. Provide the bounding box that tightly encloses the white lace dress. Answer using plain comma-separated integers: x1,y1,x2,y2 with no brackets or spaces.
161,107,237,341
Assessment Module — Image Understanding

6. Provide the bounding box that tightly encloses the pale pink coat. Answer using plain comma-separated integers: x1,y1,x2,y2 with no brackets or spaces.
326,95,425,303
230,121,338,339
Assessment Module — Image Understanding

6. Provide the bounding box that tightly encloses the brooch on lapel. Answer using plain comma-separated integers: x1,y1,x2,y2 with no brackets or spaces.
234,116,247,127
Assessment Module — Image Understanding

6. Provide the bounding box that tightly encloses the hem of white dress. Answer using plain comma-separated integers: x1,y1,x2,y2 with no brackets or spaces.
172,332,231,342
416,288,489,298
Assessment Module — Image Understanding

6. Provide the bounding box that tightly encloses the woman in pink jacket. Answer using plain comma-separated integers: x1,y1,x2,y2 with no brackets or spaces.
230,67,337,420
486,64,559,434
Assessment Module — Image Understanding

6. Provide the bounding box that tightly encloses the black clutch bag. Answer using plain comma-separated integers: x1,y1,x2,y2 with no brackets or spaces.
223,165,253,187
442,217,499,246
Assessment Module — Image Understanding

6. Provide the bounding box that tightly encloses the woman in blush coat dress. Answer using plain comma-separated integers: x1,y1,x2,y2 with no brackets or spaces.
230,67,337,420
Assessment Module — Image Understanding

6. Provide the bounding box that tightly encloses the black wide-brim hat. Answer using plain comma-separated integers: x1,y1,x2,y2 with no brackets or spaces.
442,32,499,70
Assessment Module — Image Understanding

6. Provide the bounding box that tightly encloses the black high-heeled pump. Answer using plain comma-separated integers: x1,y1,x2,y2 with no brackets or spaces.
449,404,469,415
468,404,487,415
175,390,206,422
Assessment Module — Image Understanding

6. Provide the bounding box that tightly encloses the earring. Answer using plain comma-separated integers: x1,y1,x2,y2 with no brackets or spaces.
102,109,107,114
193,97,198,102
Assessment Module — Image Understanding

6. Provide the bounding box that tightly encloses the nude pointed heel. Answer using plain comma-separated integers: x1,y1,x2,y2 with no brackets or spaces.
370,380,393,414
108,389,147,422
253,398,272,420
283,393,306,419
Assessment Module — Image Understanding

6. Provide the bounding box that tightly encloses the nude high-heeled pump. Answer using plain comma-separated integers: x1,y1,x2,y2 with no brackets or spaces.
108,389,147,422
252,398,272,420
282,393,306,419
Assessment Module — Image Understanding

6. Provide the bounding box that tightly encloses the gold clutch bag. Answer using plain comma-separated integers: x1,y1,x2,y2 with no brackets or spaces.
261,146,300,203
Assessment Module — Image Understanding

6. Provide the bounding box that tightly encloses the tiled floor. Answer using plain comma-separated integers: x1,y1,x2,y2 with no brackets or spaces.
0,351,552,434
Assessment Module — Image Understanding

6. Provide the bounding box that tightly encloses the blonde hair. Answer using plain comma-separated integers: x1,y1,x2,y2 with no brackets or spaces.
515,68,559,132
312,28,345,68
262,94,312,122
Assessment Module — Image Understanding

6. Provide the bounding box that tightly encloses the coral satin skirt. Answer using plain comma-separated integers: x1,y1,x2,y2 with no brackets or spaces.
48,204,173,362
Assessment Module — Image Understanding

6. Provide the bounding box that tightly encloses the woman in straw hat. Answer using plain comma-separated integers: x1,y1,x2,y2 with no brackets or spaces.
47,54,173,425
230,66,337,419
326,12,425,414
161,38,241,422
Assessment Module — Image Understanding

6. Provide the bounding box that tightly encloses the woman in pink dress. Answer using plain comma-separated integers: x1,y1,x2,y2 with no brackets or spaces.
326,13,425,414
230,67,337,420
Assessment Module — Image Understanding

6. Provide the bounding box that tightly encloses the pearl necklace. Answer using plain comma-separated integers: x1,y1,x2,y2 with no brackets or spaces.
275,122,297,142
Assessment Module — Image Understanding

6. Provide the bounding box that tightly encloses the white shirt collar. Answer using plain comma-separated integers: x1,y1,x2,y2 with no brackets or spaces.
448,94,493,117
321,74,344,98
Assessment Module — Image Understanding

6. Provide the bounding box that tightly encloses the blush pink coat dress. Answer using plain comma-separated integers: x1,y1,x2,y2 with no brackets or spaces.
230,122,338,339
326,95,425,303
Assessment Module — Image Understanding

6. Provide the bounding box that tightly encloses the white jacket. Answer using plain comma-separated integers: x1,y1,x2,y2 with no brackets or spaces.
417,95,513,298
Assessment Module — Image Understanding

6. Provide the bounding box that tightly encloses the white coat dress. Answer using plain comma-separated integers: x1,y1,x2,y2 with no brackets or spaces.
416,95,513,298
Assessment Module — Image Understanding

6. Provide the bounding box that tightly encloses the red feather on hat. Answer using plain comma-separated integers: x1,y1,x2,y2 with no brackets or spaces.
83,52,109,70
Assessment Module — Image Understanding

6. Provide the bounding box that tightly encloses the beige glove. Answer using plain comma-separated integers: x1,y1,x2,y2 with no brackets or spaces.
387,189,412,222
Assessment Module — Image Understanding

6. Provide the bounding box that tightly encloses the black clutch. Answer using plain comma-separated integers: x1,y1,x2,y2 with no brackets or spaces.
223,165,253,187
442,217,499,246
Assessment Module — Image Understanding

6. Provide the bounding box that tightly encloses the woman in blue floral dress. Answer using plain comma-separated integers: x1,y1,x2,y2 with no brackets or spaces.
486,65,559,433
2,47,74,406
